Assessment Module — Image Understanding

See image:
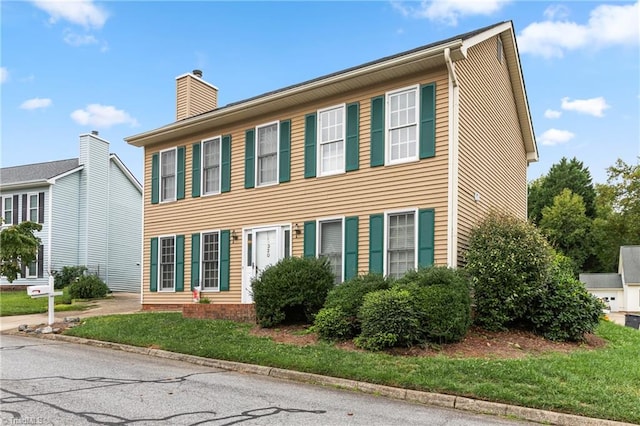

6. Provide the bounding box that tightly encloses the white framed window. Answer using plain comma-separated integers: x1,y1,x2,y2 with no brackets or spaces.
387,85,419,164
28,194,38,222
160,148,177,202
159,236,176,291
3,197,13,225
256,122,279,186
202,137,221,196
26,259,37,278
201,231,220,291
385,209,417,278
318,218,344,284
318,105,345,176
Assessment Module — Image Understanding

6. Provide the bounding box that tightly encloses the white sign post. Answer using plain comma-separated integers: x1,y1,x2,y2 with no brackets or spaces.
26,275,62,325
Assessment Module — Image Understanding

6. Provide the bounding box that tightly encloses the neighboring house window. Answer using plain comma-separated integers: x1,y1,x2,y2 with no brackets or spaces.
202,137,221,195
159,236,175,291
201,231,220,291
387,211,416,278
28,194,38,222
387,86,419,164
318,105,345,176
256,122,278,186
319,219,343,284
3,197,13,225
160,149,177,202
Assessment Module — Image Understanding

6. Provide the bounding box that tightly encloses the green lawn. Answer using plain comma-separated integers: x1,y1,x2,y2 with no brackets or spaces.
66,313,640,424
0,289,91,316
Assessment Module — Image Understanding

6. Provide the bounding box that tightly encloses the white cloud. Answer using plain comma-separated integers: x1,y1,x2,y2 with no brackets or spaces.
20,97,52,110
543,4,570,20
518,1,639,58
391,0,510,25
540,128,575,146
30,0,108,29
70,104,138,128
544,109,562,119
0,67,7,83
561,97,610,117
63,30,98,47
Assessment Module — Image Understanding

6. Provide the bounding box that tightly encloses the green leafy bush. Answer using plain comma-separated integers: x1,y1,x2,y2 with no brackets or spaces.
314,307,352,341
396,265,468,288
252,256,335,327
355,287,423,351
318,273,392,339
68,274,109,299
464,211,554,331
54,265,88,290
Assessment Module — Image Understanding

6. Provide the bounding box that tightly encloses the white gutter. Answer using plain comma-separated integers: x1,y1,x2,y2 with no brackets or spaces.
445,47,461,268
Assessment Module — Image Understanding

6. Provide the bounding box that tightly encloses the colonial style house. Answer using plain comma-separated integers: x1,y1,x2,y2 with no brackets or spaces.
126,21,537,312
0,132,142,292
581,246,640,312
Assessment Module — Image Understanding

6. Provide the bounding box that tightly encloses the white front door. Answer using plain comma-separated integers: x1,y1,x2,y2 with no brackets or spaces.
242,226,290,303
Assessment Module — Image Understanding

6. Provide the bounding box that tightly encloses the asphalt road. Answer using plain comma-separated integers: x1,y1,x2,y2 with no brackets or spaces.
0,335,534,426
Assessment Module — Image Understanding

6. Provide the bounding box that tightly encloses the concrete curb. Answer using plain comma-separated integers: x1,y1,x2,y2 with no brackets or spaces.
6,331,635,426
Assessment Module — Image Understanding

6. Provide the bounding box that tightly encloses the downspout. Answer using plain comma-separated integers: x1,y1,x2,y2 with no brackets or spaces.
444,48,460,268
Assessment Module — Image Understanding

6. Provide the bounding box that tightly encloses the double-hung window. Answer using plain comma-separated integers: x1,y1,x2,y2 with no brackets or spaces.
202,137,221,195
3,197,13,225
28,194,38,222
201,231,220,291
387,86,419,164
159,236,175,291
160,149,177,202
256,122,278,186
387,211,416,278
318,105,345,175
319,219,343,284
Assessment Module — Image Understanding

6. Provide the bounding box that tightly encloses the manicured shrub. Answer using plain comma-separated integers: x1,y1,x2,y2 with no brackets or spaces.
314,307,352,341
53,265,87,289
318,273,392,339
396,265,468,288
252,256,335,327
68,274,109,299
355,287,424,351
464,211,554,331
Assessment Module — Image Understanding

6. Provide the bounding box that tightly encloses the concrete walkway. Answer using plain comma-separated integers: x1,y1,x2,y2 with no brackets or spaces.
0,292,141,332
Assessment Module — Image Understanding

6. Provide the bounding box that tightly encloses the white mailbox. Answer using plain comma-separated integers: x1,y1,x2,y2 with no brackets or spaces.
27,285,52,296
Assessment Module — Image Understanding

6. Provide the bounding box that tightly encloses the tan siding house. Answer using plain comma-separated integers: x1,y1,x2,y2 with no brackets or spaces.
126,21,537,310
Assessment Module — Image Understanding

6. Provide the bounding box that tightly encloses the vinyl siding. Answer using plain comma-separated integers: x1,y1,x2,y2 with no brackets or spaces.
142,69,450,305
107,160,142,292
51,173,81,271
455,36,528,265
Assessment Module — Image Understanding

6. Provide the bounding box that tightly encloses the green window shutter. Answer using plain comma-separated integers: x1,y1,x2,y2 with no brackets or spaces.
303,221,316,257
370,96,385,167
344,216,359,280
150,238,158,292
419,83,436,159
304,113,316,178
177,146,186,200
192,143,201,198
220,230,230,291
279,119,291,183
418,208,435,267
151,153,159,204
369,213,384,273
346,102,360,172
191,233,200,291
244,129,255,189
176,235,185,291
221,134,232,193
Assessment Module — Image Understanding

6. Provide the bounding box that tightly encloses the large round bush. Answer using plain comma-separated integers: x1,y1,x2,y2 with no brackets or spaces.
68,274,109,299
465,211,554,331
252,256,335,327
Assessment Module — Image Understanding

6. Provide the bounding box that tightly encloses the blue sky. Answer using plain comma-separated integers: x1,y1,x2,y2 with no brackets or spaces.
2,0,638,185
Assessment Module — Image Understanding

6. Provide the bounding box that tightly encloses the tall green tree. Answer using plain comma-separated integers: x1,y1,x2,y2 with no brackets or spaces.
591,159,640,272
0,221,42,282
539,189,591,274
528,157,596,224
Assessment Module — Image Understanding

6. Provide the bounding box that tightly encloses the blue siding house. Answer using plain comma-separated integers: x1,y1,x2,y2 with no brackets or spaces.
0,132,142,292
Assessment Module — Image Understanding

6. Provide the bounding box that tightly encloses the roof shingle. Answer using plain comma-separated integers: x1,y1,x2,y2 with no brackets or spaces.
1,158,80,185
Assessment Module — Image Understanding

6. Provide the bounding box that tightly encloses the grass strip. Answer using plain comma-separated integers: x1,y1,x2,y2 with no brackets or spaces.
0,289,91,316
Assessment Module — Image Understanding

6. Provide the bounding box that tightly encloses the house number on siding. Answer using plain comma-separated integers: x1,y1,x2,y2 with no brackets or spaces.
266,242,270,258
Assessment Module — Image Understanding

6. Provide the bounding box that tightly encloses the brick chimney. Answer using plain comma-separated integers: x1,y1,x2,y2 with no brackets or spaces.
175,70,218,121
